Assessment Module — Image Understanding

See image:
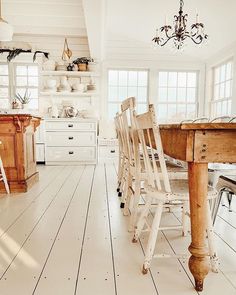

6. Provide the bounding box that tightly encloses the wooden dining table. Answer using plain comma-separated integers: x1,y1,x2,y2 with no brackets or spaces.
158,122,236,292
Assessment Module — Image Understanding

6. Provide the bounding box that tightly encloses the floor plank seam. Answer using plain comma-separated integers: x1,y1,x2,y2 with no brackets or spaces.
138,239,160,295
172,211,236,291
32,166,86,294
73,166,96,295
110,162,159,295
145,209,198,293
214,231,236,254
0,166,64,239
220,267,236,290
217,214,236,230
105,164,118,295
0,166,76,281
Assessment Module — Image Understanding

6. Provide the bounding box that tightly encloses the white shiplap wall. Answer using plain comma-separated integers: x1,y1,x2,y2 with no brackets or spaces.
13,35,90,62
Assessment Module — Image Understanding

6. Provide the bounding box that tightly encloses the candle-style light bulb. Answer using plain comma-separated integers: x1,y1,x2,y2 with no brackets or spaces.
196,13,199,23
165,15,167,26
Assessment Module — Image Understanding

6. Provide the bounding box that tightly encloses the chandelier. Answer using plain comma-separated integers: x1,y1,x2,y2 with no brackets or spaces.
152,0,208,50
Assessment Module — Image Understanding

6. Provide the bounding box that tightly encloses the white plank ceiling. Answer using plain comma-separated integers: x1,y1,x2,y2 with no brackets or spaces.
2,0,87,37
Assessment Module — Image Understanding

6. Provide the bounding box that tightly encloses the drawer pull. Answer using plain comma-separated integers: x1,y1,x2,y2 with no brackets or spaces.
69,151,74,155
111,150,115,153
68,124,73,128
68,137,74,140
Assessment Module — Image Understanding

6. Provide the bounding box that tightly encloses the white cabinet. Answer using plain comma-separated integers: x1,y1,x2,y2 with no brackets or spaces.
45,118,97,165
35,121,45,162
98,138,119,163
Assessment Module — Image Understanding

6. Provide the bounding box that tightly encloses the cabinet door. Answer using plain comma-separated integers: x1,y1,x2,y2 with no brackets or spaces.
36,144,45,162
25,127,37,178
35,121,45,143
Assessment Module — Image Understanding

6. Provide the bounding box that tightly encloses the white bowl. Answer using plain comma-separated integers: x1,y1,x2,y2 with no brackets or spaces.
45,79,57,89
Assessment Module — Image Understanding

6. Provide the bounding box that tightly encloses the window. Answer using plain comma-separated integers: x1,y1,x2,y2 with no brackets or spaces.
211,60,233,117
0,64,10,109
0,63,39,110
14,64,39,110
108,69,148,119
157,71,198,122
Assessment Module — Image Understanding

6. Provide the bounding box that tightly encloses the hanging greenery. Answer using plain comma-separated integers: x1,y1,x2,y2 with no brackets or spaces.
0,48,49,62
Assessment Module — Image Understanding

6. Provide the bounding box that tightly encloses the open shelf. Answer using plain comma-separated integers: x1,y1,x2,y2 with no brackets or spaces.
40,91,99,97
41,70,100,77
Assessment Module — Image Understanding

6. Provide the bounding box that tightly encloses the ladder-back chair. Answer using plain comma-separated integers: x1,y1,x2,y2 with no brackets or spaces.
132,105,218,274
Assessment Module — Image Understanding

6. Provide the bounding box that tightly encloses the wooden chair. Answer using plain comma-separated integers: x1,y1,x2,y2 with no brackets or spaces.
181,117,209,124
0,141,10,194
118,97,188,232
211,175,236,224
210,116,232,123
132,105,218,274
229,117,236,123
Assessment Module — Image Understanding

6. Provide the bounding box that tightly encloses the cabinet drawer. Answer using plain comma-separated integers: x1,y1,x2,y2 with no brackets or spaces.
46,132,96,146
99,146,119,159
45,121,96,131
46,147,96,162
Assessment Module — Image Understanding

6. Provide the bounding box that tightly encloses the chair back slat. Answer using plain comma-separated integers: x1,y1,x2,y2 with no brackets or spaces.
114,114,124,156
135,104,171,193
120,97,140,166
121,97,136,112
146,128,162,190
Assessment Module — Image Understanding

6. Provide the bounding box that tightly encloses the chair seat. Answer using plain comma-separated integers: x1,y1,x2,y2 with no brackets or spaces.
216,175,236,194
146,179,217,201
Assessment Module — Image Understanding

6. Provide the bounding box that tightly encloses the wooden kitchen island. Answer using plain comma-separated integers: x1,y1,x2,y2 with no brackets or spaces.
0,114,41,193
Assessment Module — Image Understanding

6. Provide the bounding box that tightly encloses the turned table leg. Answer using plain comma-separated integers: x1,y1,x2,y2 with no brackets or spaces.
188,162,209,292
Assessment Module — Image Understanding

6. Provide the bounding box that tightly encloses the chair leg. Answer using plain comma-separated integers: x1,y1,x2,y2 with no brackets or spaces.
206,201,219,273
227,192,233,212
212,190,224,225
132,197,152,243
182,201,188,237
142,202,163,274
0,160,10,194
117,156,125,193
128,177,141,232
124,172,133,216
118,158,126,198
120,169,130,209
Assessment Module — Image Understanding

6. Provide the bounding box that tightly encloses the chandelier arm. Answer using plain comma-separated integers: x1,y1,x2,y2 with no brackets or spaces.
189,36,204,45
160,35,176,46
164,30,173,39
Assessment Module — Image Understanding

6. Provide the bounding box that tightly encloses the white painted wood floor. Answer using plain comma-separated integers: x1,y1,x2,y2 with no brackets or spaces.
0,164,235,295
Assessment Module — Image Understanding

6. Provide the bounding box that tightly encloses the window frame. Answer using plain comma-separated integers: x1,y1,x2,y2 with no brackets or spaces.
0,62,39,110
13,63,39,110
211,58,233,118
157,69,199,122
107,68,149,119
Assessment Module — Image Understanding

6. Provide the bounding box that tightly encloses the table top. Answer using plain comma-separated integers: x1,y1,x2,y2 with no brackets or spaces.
159,122,236,130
